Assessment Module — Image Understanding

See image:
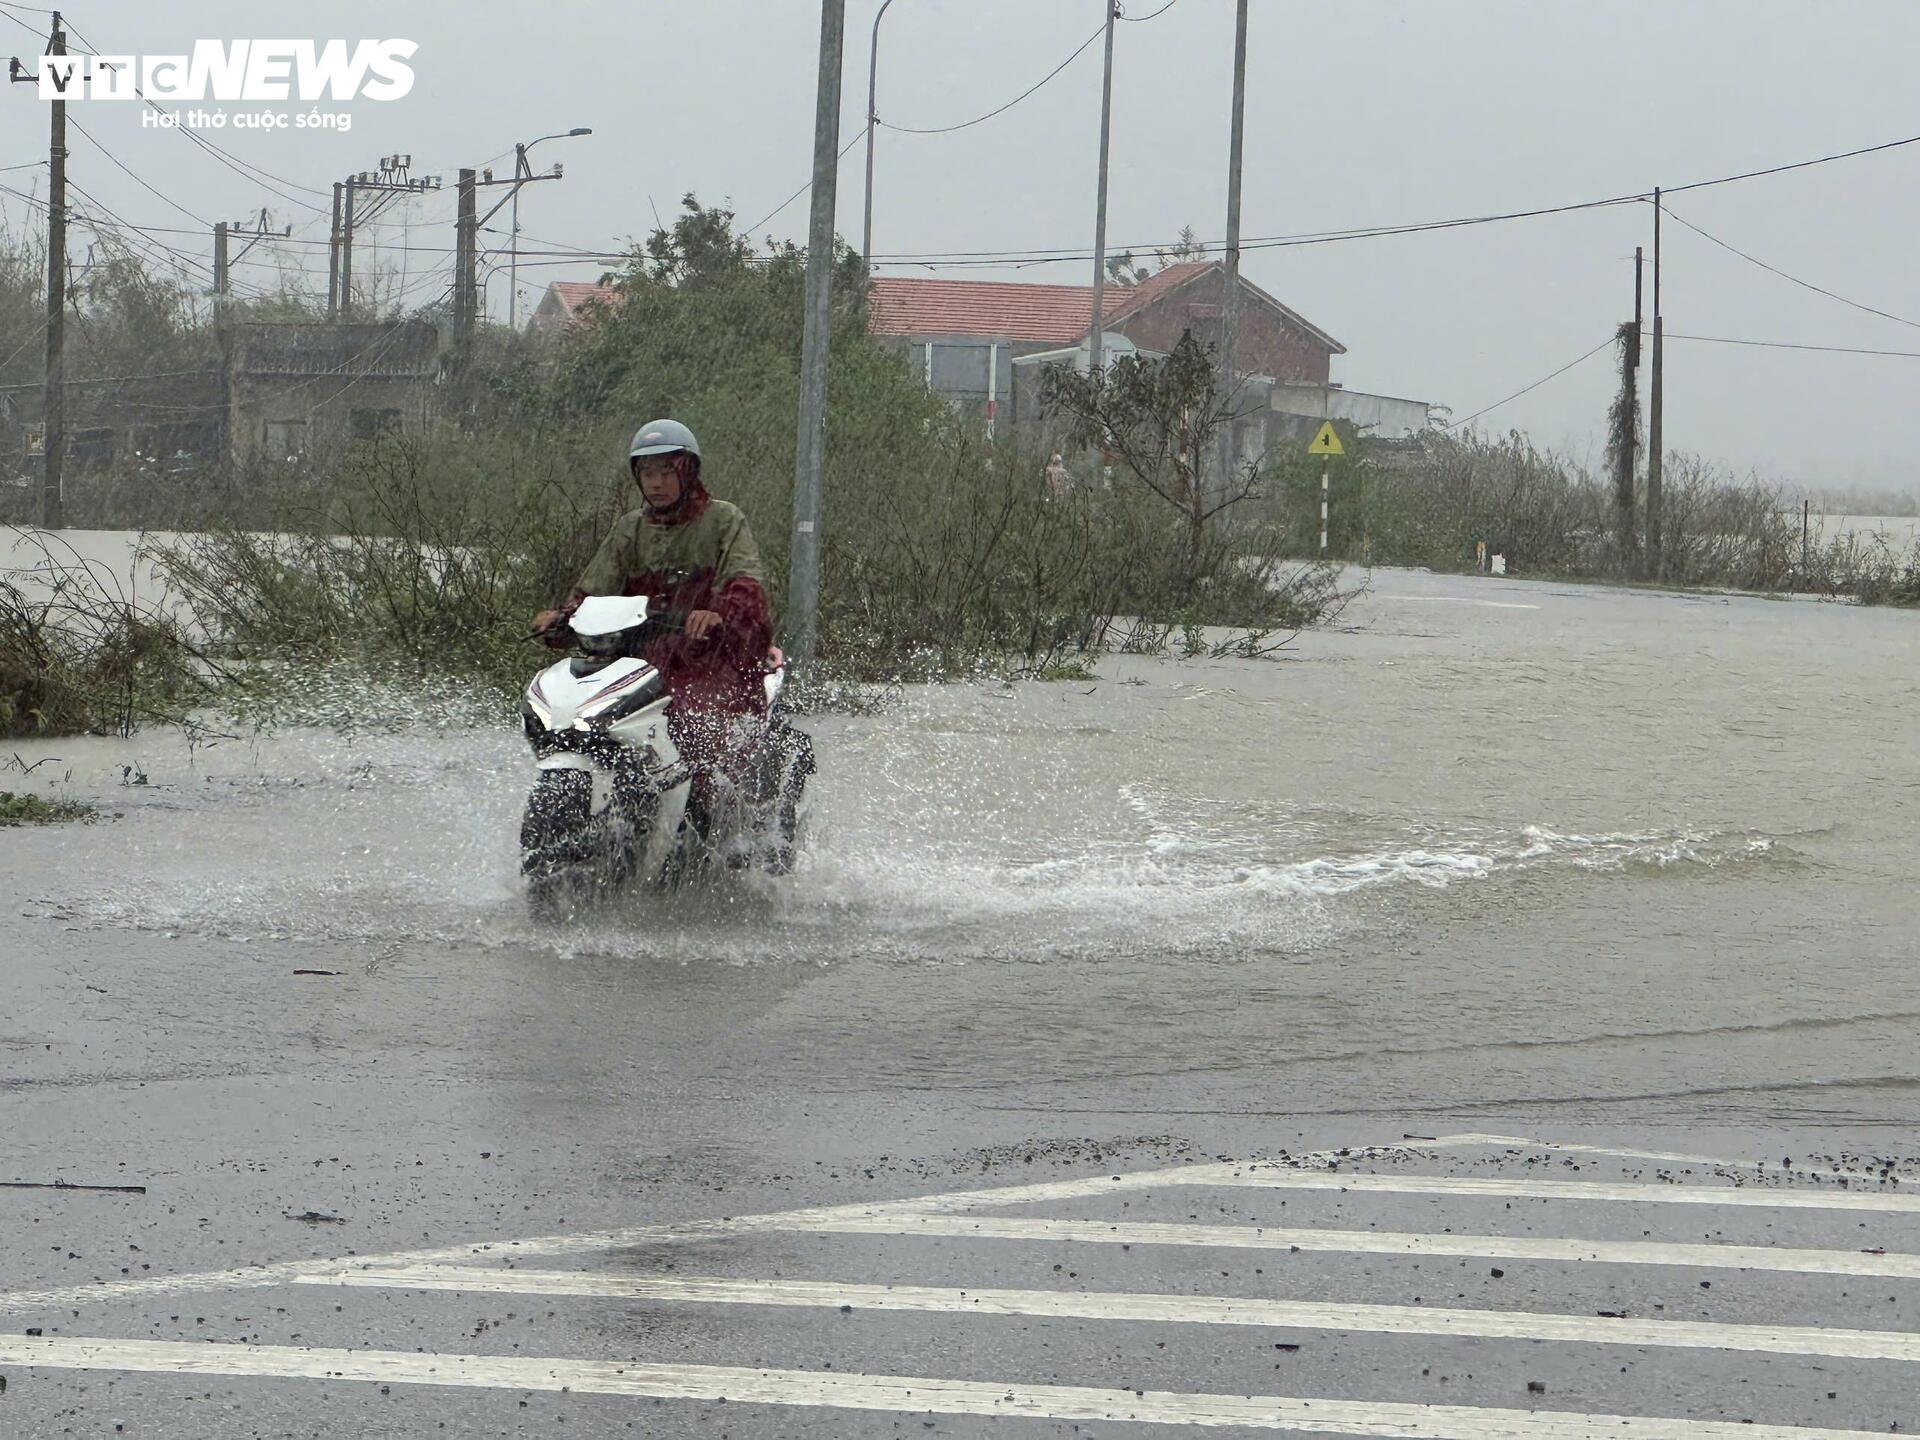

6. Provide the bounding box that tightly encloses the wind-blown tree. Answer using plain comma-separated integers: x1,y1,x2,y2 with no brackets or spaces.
1041,333,1263,583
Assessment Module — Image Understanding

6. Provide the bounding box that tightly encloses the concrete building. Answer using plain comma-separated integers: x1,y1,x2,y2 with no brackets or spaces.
226,321,442,465
869,261,1345,430
1268,382,1435,442
2,319,443,479
869,261,1436,456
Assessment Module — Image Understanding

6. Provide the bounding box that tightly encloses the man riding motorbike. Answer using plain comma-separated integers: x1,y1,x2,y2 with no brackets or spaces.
533,420,780,831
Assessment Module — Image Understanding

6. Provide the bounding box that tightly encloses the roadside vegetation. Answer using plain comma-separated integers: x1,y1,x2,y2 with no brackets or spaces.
1265,429,1920,605
3,202,1913,740
0,790,93,825
1,531,211,737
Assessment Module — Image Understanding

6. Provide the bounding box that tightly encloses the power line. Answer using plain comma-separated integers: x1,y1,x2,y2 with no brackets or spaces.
53,17,334,212
1446,335,1617,429
742,127,868,237
105,314,434,413
865,129,1920,271
1662,202,1920,334
67,114,212,228
4,176,218,285
881,22,1107,135
1,186,621,264
864,194,1648,267
878,0,1182,138
1667,332,1920,359
0,4,42,40
1664,132,1920,197
0,315,49,374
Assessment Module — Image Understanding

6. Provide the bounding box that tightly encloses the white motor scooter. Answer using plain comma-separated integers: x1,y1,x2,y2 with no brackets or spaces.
517,594,812,916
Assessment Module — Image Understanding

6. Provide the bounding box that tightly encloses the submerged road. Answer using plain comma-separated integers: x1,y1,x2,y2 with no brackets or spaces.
2,566,1918,1435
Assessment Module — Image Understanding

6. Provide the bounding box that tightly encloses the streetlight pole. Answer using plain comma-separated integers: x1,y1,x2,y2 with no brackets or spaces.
788,0,847,668
861,0,898,272
1213,0,1249,508
507,127,592,331
509,142,524,331
1087,0,1117,376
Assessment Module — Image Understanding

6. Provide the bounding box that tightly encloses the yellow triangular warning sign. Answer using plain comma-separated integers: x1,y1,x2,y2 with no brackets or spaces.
1306,421,1344,456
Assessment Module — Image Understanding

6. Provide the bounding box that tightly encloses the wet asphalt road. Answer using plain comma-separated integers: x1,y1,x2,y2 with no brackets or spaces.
4,565,1920,1435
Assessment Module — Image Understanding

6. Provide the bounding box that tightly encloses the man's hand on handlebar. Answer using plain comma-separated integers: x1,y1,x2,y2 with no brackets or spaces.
685,609,723,644
531,609,570,649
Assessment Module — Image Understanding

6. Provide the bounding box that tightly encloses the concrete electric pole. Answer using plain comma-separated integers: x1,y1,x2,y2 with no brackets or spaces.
1647,188,1665,579
453,168,477,349
1214,0,1249,510
787,0,847,668
861,0,898,272
331,157,443,320
7,10,68,525
1086,0,1118,377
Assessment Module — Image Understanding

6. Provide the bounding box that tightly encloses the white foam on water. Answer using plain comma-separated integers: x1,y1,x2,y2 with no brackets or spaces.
4,719,1791,966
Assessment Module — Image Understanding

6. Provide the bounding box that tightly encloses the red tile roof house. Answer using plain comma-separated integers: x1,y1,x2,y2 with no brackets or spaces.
866,260,1346,438
525,279,623,338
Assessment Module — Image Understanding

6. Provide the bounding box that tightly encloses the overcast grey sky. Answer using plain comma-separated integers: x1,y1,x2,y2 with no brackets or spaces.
6,1,1920,491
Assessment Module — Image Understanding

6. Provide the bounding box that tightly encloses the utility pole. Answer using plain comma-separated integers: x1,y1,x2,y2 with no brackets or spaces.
1213,0,1249,509
1647,188,1665,580
469,139,577,330
787,0,846,668
213,210,286,320
861,0,898,271
453,167,477,350
332,157,442,320
213,220,228,316
339,176,357,317
1615,244,1643,562
509,142,524,330
1086,0,1117,376
7,11,69,526
326,181,342,318
41,10,65,528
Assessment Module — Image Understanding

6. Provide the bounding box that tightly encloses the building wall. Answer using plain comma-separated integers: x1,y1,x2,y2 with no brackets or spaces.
1111,269,1334,385
224,321,440,468
1270,383,1433,440
2,372,225,478
885,334,1044,428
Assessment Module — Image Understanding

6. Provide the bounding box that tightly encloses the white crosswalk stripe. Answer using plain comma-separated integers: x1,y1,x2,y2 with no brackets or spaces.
304,1264,1920,1362
0,1334,1897,1438
1203,1168,1920,1212
5,1132,1916,1435
751,1211,1920,1279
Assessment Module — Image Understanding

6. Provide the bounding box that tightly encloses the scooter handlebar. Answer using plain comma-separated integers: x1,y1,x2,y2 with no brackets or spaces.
525,610,689,649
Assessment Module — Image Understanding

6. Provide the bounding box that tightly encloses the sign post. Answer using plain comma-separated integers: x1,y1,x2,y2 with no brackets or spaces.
1306,420,1343,555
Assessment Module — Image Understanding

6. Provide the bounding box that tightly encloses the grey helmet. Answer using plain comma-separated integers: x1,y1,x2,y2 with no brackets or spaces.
629,418,701,461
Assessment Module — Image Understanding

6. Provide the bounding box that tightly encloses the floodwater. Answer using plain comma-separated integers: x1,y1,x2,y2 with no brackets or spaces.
1809,512,1920,549
6,557,1917,1130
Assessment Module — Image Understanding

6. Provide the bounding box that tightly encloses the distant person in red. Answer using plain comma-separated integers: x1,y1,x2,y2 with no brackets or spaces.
534,420,774,818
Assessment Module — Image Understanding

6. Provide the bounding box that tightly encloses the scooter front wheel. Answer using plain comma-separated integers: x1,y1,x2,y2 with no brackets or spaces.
521,769,594,919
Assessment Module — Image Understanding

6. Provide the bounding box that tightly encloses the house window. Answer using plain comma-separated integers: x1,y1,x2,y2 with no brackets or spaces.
349,407,403,440
263,419,307,458
930,343,992,396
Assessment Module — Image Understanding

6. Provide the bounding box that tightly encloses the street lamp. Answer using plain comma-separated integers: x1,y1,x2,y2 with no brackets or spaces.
509,127,593,330
861,0,899,272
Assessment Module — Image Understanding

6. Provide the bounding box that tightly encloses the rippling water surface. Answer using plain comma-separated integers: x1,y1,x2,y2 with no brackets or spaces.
6,565,1917,1126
